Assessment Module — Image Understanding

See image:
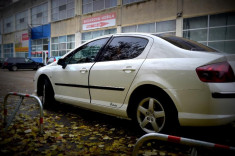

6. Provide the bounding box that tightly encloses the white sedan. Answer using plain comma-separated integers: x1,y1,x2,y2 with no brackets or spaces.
34,33,235,133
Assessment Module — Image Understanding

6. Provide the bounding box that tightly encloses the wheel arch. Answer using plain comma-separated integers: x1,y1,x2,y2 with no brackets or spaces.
127,84,179,121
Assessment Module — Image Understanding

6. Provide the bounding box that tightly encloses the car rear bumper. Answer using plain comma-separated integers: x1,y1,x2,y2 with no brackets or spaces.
178,112,235,126
166,88,235,127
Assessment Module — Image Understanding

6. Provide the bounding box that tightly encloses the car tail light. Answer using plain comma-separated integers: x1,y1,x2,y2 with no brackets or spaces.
196,62,235,82
4,62,8,66
54,58,56,62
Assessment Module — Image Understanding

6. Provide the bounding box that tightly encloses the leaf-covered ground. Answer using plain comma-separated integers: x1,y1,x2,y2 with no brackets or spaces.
1,96,234,156
0,96,139,155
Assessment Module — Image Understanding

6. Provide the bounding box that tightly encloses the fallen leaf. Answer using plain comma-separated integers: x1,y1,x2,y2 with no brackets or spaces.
24,129,32,133
103,135,112,140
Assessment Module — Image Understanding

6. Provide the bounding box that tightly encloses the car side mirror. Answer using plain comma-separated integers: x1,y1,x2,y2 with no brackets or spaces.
58,58,67,69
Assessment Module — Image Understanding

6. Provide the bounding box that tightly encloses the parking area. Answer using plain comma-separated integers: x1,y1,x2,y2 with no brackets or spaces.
0,69,235,155
0,69,35,100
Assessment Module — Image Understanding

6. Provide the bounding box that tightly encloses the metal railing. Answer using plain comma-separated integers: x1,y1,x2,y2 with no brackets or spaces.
3,92,44,134
132,133,235,156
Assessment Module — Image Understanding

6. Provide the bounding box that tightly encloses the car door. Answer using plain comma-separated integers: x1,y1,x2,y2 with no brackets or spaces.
16,58,26,69
51,38,109,104
89,35,153,108
25,58,36,69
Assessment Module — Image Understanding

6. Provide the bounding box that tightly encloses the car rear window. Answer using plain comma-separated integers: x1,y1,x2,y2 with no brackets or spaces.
155,35,218,52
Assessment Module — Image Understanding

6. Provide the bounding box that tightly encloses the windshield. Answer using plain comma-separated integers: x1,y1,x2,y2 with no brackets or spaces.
154,35,218,52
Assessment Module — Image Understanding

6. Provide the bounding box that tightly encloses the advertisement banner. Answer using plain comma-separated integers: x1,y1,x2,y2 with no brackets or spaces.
83,12,116,31
15,31,29,52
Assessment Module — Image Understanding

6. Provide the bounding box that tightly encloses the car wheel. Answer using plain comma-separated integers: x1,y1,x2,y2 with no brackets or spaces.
41,78,55,108
134,93,178,133
12,66,18,71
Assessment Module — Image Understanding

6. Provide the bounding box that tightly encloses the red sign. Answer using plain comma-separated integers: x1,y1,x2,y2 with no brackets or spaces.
22,33,29,41
83,12,116,31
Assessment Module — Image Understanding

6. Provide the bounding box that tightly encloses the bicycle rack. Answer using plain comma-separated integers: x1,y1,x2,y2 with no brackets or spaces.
3,92,44,134
132,133,235,156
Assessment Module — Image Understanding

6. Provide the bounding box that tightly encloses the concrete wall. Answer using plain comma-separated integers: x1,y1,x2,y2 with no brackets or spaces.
121,0,177,26
51,17,80,37
2,33,15,44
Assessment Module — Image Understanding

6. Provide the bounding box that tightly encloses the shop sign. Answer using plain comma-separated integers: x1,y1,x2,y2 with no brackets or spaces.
83,12,116,31
31,51,42,55
15,31,29,52
22,33,29,41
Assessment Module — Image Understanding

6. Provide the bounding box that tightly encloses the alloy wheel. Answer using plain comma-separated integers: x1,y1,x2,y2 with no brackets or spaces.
137,97,166,133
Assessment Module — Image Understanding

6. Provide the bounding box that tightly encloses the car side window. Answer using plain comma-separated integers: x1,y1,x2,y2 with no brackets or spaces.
25,58,33,63
64,38,108,64
99,37,148,61
18,58,25,63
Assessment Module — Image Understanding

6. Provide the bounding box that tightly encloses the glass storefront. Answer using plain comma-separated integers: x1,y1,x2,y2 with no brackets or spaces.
3,43,13,58
122,20,176,35
183,13,235,54
31,38,49,58
82,28,117,43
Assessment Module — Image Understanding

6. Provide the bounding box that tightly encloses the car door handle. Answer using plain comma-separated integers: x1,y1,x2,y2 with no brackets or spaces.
123,66,136,73
80,68,88,73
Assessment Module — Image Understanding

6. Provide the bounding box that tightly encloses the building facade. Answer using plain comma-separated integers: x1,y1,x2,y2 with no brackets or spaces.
0,0,235,63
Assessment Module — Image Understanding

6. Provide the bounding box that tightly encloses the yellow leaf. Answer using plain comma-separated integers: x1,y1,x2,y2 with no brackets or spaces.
77,144,83,149
98,145,104,148
51,145,57,150
24,129,32,133
103,135,112,140
89,137,97,140
79,125,88,129
69,134,75,137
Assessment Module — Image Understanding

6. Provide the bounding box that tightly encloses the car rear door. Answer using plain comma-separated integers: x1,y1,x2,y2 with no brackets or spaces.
89,35,153,108
51,38,109,104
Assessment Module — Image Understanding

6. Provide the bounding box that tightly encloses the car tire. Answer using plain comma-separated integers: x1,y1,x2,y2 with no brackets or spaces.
134,92,178,133
11,66,18,71
42,78,55,108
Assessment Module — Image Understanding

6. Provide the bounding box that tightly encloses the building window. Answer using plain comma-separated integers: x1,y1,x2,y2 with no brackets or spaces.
123,0,144,5
15,52,28,58
183,12,235,54
3,44,13,58
4,16,14,33
122,20,176,35
82,28,117,43
83,0,117,14
16,10,28,31
52,0,75,22
51,34,75,57
31,38,48,58
31,3,48,27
